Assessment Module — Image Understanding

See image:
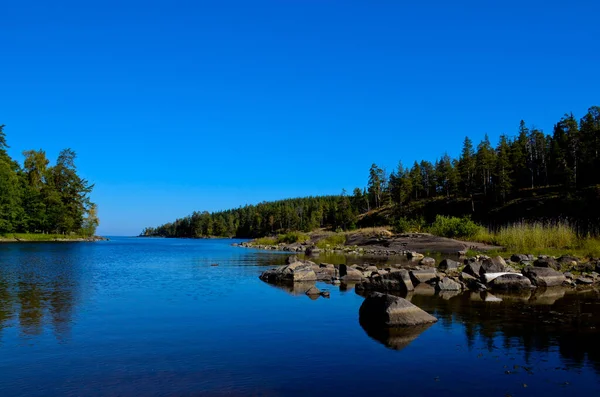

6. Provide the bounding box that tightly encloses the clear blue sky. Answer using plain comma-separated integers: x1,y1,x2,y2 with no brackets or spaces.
1,0,599,236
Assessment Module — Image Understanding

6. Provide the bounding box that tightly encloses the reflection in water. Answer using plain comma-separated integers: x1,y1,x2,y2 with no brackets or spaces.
408,288,600,374
0,246,80,341
262,280,317,296
359,320,434,351
353,282,600,374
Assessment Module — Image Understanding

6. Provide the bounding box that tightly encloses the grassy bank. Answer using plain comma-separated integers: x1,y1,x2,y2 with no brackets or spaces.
0,233,94,242
471,222,600,257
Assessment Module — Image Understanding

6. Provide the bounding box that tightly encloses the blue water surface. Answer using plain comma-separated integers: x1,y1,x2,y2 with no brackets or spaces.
0,237,598,396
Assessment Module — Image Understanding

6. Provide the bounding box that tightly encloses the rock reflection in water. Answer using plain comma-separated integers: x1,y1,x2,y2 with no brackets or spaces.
359,320,434,351
407,287,600,374
262,281,317,297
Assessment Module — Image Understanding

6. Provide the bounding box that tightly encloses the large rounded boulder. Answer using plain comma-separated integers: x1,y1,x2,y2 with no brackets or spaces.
359,292,438,327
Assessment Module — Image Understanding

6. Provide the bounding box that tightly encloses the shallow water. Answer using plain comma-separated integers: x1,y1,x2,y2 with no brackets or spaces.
0,237,598,396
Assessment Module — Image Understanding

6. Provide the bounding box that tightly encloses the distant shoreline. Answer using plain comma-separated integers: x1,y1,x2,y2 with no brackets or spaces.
0,235,109,243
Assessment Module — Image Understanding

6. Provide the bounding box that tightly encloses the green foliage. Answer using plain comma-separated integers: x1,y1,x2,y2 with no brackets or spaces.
469,221,600,257
392,217,426,233
0,233,88,241
0,125,97,235
316,233,347,249
252,236,277,245
276,231,309,244
144,105,600,239
428,215,483,239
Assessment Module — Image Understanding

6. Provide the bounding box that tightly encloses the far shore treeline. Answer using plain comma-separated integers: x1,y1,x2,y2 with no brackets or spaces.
142,106,600,239
0,124,99,236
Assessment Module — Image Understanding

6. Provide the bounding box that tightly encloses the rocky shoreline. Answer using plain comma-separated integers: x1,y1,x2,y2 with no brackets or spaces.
258,253,600,305
235,232,502,256
258,253,600,335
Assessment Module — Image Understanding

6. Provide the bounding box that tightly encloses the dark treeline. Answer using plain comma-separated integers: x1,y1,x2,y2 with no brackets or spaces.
141,195,357,238
0,125,99,235
142,106,600,238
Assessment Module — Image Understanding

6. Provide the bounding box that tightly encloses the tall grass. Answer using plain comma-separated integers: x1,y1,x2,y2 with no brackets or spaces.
316,234,347,249
494,222,577,252
252,231,310,246
472,221,600,257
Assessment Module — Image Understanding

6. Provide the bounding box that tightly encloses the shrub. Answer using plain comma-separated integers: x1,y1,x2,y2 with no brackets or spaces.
393,217,426,233
276,231,309,244
316,233,347,249
252,236,277,245
428,215,483,239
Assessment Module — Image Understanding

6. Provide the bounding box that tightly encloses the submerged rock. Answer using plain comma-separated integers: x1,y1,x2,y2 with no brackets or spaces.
305,286,321,296
359,292,438,327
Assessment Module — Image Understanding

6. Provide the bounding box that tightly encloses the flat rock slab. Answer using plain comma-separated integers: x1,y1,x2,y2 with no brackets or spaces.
359,292,438,327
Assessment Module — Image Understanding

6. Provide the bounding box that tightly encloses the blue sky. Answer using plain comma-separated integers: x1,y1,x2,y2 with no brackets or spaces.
1,0,599,236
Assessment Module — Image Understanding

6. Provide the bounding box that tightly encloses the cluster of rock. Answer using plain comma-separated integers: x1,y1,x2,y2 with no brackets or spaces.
258,256,336,298
236,241,415,256
356,254,600,296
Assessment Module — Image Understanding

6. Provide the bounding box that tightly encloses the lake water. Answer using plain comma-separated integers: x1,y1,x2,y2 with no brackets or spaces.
0,237,599,396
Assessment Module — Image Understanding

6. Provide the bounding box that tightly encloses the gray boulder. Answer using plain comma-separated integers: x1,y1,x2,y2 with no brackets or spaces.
409,268,438,285
339,264,364,282
534,257,560,271
571,262,595,273
419,257,436,267
259,258,317,283
463,262,482,278
305,246,321,256
522,266,566,287
558,255,579,267
576,276,594,285
436,277,462,291
479,256,507,276
488,273,532,290
438,259,459,271
359,292,438,327
387,269,415,291
356,269,414,293
511,254,534,263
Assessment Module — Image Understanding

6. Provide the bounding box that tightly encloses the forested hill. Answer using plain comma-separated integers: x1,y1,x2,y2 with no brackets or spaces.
0,124,99,236
142,106,600,238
